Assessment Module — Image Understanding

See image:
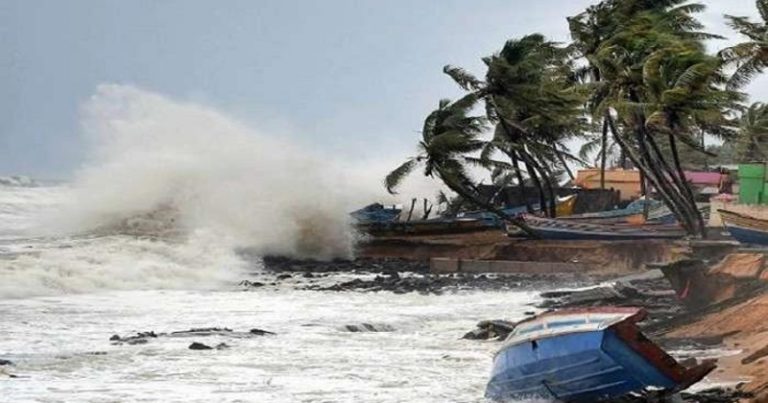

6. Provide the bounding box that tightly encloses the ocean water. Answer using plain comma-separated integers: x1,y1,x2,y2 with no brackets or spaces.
0,181,541,403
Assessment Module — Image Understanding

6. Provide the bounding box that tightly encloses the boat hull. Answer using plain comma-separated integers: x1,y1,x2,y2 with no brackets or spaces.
719,209,768,246
486,329,676,402
516,215,684,241
725,224,768,246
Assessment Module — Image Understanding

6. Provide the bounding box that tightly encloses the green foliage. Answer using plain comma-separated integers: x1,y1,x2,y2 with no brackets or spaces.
721,0,768,89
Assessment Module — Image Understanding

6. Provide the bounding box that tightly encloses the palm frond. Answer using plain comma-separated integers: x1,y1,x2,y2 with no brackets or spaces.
384,158,420,194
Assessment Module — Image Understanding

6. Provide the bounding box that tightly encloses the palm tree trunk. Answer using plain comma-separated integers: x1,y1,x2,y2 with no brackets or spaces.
511,152,534,213
436,167,538,237
600,118,609,189
606,113,695,234
626,90,700,236
638,128,698,235
668,132,707,238
550,141,575,181
642,129,702,236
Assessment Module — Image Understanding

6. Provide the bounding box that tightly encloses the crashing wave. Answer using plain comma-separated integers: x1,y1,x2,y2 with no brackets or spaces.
88,204,185,239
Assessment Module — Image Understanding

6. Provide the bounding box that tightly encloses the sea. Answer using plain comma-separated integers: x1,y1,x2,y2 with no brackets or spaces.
0,178,542,403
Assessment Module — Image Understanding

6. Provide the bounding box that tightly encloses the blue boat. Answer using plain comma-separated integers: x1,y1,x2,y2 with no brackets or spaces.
514,215,684,241
719,209,768,246
561,199,659,222
485,307,714,402
350,203,401,224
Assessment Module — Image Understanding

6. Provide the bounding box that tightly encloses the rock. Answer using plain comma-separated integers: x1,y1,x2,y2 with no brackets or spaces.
249,328,276,336
0,359,13,366
342,323,395,332
463,320,518,341
240,280,265,288
170,327,232,337
215,343,230,350
302,272,315,278
189,342,213,350
742,343,768,365
276,274,292,281
109,334,120,341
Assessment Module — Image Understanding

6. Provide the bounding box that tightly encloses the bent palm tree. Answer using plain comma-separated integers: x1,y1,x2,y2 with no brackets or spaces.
736,102,768,161
721,0,768,89
384,96,536,236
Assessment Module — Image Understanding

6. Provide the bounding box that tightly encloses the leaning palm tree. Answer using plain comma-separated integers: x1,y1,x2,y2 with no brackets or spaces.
721,0,768,89
384,96,536,235
443,34,588,217
569,0,734,237
735,102,768,161
642,40,742,234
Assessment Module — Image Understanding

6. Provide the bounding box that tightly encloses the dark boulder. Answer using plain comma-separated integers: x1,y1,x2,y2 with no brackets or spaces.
462,320,518,340
249,328,276,336
0,359,13,366
188,342,213,350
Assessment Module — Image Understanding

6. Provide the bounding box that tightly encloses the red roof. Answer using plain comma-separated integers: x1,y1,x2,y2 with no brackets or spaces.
684,171,722,185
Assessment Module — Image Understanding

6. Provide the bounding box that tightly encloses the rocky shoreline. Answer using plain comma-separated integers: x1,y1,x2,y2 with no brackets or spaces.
243,256,598,294
250,256,760,402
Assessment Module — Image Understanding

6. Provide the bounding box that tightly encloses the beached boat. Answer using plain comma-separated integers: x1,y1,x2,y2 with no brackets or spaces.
514,214,685,240
561,199,658,223
485,307,715,402
459,195,579,228
350,203,401,224
358,217,492,236
719,209,768,246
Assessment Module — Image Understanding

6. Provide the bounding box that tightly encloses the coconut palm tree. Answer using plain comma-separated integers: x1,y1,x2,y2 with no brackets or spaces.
735,102,768,161
641,39,742,233
443,34,587,217
384,95,536,235
721,0,768,89
568,0,733,237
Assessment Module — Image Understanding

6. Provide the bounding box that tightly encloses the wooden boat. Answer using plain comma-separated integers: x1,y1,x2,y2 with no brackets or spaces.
358,217,493,236
560,199,657,223
485,307,715,402
514,214,685,241
719,209,768,246
350,203,401,224
460,195,579,227
562,201,710,226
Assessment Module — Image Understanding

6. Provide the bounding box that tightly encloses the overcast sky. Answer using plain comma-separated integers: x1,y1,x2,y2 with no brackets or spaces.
0,0,764,178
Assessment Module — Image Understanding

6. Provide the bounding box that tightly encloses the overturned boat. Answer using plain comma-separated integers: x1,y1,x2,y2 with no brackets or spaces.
485,307,714,402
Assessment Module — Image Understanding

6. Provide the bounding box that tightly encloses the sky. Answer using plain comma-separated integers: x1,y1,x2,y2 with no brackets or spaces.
0,0,765,178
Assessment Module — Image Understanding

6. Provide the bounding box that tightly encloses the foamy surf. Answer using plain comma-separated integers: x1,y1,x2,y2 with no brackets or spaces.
0,84,444,299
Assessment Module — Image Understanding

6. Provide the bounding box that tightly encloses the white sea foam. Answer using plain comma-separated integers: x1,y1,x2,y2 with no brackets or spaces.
0,84,444,298
50,84,367,259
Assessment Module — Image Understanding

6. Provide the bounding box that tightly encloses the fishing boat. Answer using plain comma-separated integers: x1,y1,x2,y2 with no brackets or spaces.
459,195,578,228
514,214,684,240
485,307,715,402
350,203,401,224
358,217,493,236
719,209,768,246
561,199,658,223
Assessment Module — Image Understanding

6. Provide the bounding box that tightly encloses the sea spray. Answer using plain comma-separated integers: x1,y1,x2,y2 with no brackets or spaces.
55,84,362,259
0,84,444,298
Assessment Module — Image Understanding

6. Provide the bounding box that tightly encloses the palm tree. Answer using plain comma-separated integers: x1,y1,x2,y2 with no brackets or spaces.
735,102,768,161
641,39,742,233
569,0,735,237
384,96,536,235
443,34,587,217
721,0,768,89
